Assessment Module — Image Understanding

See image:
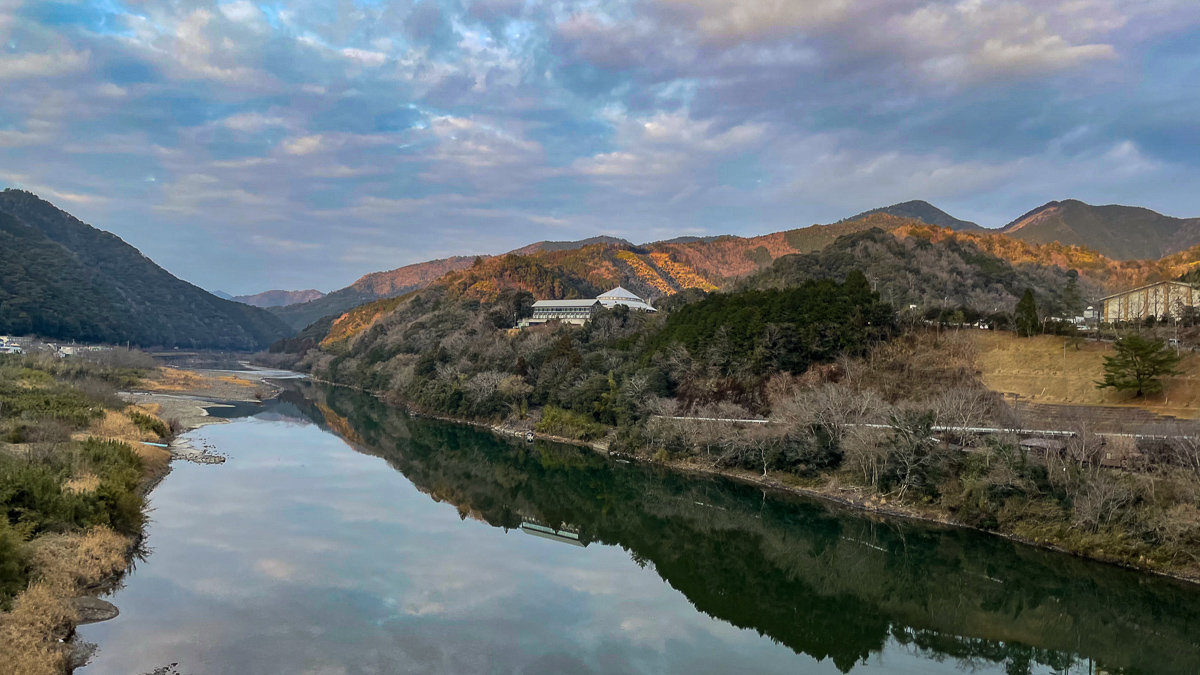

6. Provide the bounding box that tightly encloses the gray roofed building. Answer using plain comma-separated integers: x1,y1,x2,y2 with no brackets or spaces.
521,299,603,327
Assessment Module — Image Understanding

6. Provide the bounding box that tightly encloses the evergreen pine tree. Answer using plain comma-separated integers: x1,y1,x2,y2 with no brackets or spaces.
1015,289,1039,337
1096,335,1183,397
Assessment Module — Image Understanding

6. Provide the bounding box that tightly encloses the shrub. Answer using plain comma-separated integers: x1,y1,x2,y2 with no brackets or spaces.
126,411,169,438
0,520,27,609
535,406,606,441
0,439,145,537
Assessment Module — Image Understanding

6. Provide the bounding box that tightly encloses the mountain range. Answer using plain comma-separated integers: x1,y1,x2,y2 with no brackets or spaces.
264,204,948,329
0,190,292,349
6,191,1200,348
269,198,1200,333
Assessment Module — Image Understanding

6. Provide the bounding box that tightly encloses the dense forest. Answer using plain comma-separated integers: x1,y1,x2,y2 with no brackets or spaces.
0,190,293,349
750,228,1095,319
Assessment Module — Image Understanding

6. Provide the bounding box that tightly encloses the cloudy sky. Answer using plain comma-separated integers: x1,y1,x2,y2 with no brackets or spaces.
2,0,1198,294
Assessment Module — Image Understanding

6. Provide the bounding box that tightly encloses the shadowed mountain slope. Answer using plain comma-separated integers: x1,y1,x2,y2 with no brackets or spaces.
1002,200,1200,260
0,190,293,349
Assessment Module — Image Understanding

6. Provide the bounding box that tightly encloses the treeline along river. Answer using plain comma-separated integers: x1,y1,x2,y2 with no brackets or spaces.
78,383,1200,674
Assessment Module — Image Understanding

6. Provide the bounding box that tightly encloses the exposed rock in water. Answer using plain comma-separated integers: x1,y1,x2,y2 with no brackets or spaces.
72,596,119,624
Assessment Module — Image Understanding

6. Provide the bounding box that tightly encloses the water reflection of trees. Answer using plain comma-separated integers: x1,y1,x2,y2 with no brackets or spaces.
285,385,1200,675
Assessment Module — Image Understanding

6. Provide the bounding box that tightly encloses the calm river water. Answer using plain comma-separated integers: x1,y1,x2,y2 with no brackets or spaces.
78,384,1200,675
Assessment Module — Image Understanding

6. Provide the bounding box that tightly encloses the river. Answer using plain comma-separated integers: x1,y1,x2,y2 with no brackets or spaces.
77,383,1200,674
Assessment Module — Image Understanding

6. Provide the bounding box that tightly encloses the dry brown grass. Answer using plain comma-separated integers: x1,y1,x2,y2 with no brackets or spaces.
216,374,256,389
90,409,158,443
62,473,100,494
970,331,1200,417
0,584,74,675
142,366,208,391
142,367,257,395
0,528,129,675
72,408,171,481
136,401,164,416
29,527,132,592
133,442,171,482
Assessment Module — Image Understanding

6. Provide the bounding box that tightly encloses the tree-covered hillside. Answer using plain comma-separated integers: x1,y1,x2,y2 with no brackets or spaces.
750,228,1101,317
0,190,293,349
1002,199,1200,260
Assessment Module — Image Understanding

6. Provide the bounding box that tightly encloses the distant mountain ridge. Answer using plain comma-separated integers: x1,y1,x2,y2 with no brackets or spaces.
0,190,293,349
843,200,982,231
233,289,325,308
268,198,1200,334
509,236,633,256
1001,199,1200,260
267,256,479,329
264,203,1000,331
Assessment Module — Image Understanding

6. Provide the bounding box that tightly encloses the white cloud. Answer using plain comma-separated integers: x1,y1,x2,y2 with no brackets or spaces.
575,112,767,182
889,1,1118,82
658,0,855,41
282,135,324,155
417,116,549,189
0,50,89,80
340,48,388,66
219,1,265,28
223,112,289,132
0,127,51,148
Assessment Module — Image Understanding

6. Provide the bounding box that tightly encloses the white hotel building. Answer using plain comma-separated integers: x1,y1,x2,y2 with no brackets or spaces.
520,286,656,327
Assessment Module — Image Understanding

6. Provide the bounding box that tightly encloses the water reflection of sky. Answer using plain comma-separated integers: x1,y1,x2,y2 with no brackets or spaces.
79,417,1057,675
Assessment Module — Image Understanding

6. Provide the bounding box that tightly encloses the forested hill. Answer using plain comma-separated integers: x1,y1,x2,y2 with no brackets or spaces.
1001,199,1200,260
842,200,982,231
749,228,1099,317
0,190,293,349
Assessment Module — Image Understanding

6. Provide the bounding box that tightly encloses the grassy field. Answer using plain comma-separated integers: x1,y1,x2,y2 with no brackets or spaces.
970,331,1200,418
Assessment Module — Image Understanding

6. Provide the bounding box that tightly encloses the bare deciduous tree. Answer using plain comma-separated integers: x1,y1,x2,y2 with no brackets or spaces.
842,426,889,489
1072,469,1133,532
773,383,885,446
931,386,996,432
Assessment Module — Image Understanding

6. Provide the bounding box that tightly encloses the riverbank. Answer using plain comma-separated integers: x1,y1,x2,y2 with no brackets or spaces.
0,361,281,675
389,398,1200,587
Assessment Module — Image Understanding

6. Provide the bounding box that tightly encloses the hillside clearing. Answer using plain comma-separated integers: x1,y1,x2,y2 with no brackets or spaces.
970,331,1200,418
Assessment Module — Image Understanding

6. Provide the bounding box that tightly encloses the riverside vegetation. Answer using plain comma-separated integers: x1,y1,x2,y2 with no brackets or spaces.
0,350,172,675
266,239,1200,582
